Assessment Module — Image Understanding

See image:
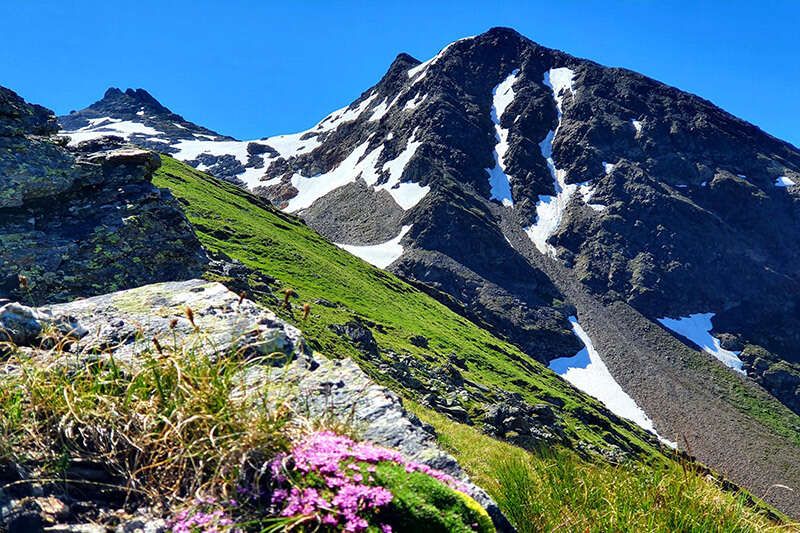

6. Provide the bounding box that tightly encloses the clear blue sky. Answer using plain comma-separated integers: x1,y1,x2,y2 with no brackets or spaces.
1,1,798,146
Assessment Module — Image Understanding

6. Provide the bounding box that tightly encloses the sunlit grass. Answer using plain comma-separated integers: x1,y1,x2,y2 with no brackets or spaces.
409,404,795,532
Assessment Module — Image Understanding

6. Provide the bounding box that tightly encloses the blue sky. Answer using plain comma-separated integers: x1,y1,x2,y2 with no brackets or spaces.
1,1,798,146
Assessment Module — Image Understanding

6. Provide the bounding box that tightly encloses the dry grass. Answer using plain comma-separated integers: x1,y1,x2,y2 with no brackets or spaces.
0,330,296,508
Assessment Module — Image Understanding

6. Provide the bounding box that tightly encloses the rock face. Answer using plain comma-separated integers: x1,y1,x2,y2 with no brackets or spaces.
248,27,800,375
0,87,207,304
0,279,509,531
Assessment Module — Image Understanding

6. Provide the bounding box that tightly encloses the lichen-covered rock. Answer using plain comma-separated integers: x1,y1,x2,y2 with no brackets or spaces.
42,279,299,365
0,87,207,304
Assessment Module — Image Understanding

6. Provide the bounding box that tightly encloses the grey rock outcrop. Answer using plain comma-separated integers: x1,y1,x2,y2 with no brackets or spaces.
0,279,509,531
0,87,207,305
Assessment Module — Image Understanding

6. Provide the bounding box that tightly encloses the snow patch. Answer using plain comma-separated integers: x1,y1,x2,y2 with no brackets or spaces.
578,183,607,211
336,225,411,269
317,93,378,131
775,176,796,187
369,94,402,122
657,313,745,374
238,167,275,189
485,69,520,207
404,93,427,111
172,139,251,165
524,68,579,255
631,119,643,134
261,132,321,159
286,141,378,212
603,161,616,175
375,135,428,209
550,317,672,445
369,99,391,122
63,117,168,146
285,130,428,213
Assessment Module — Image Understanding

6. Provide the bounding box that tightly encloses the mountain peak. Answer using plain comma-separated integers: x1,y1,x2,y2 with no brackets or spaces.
483,26,524,38
59,86,233,153
102,87,123,99
97,86,171,114
392,52,420,68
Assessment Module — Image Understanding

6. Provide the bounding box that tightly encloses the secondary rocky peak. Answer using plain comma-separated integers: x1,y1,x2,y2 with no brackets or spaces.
391,52,420,69
78,86,173,117
112,86,170,112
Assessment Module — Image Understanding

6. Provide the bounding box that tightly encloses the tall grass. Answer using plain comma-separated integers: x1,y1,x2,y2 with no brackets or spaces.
0,331,294,506
409,404,796,532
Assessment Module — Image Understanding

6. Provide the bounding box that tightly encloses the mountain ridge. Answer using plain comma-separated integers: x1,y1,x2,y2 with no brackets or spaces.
55,26,800,517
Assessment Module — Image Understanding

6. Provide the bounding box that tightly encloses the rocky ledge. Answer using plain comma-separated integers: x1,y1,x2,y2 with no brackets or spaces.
0,279,510,532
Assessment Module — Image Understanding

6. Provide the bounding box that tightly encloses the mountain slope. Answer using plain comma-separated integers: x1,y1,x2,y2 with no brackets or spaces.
153,155,659,455
2,82,796,527
152,156,793,529
60,28,800,516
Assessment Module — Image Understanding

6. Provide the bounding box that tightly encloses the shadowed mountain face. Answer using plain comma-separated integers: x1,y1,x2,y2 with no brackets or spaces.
59,27,800,516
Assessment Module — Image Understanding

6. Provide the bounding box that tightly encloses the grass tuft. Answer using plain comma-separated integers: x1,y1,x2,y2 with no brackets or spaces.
0,335,293,506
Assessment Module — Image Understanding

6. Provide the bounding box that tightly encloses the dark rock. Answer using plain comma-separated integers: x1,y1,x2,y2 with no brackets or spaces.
247,141,278,157
0,87,208,305
409,334,429,348
330,319,379,355
314,298,338,308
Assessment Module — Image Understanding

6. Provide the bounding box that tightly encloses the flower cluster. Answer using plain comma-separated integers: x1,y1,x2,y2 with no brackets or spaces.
168,496,239,533
270,431,468,532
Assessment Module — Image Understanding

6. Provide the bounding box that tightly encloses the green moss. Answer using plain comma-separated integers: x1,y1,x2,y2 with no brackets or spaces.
373,463,494,533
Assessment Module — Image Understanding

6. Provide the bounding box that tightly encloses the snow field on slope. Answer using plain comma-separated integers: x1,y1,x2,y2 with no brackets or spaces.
524,68,576,256
657,313,745,374
335,225,412,269
550,317,675,446
485,69,519,207
526,67,612,254
286,133,429,212
64,117,168,146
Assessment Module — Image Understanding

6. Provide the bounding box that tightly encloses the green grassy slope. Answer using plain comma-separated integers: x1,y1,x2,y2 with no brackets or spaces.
153,156,793,530
409,403,790,532
153,156,655,455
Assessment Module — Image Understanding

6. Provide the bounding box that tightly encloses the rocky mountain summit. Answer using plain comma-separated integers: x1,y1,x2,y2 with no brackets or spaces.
58,27,800,518
60,87,311,187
